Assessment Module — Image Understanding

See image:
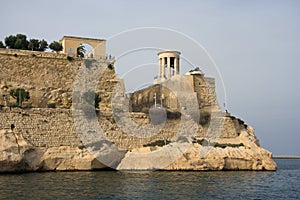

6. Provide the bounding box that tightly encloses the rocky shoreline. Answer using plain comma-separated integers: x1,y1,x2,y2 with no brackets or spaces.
0,128,277,172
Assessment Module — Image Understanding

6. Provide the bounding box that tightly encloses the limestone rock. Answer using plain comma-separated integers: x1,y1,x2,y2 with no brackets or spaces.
0,129,108,172
0,129,38,172
165,144,277,171
39,146,107,171
117,135,277,171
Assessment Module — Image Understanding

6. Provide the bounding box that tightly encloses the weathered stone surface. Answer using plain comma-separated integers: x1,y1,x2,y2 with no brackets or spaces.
0,129,107,172
117,128,277,171
39,146,107,171
164,145,276,171
0,129,37,172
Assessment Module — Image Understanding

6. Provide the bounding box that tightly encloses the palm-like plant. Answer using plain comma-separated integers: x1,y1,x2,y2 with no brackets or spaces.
77,45,86,58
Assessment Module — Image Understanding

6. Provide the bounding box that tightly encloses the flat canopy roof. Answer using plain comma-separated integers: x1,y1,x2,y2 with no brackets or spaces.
157,50,181,56
59,35,106,42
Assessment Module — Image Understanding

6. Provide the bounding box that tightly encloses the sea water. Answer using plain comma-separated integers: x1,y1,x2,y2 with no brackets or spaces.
0,159,299,199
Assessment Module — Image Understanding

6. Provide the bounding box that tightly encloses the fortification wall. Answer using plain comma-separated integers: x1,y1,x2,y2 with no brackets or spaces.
0,49,244,150
193,75,219,109
0,107,81,147
0,107,179,149
0,107,244,149
0,49,80,90
0,49,117,108
130,74,220,112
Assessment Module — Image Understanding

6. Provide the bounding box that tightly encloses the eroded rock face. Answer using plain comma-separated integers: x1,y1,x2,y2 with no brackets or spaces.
0,130,107,172
0,129,36,172
39,146,107,171
164,144,277,171
0,125,277,172
116,128,277,171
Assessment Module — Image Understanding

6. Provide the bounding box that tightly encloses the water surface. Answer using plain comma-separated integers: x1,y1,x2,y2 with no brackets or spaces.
0,159,299,199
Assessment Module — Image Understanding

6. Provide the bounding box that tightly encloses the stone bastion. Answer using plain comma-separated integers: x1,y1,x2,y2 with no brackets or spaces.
0,48,277,171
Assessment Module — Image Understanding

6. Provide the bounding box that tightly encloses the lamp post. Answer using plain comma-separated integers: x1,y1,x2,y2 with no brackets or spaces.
154,93,157,108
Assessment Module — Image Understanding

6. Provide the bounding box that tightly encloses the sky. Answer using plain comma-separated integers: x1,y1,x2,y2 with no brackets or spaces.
0,0,299,156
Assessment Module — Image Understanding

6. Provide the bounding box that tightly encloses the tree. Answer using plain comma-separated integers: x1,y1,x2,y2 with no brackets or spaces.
4,34,28,50
14,34,29,50
0,41,5,48
28,39,48,51
3,34,48,51
39,39,48,51
49,41,63,52
77,45,86,58
28,39,40,51
4,35,16,49
10,88,30,107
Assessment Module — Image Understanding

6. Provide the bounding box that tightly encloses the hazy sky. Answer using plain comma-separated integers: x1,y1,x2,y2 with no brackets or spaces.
1,0,299,156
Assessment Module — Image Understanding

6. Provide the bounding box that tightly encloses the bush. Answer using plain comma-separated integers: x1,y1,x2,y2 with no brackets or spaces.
199,111,211,126
8,103,19,108
9,88,30,107
143,139,171,147
67,56,74,61
108,64,114,70
47,103,56,108
0,41,5,48
49,41,63,52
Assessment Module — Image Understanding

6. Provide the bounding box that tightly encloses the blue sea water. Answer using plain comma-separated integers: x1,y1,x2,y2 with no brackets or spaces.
0,159,299,199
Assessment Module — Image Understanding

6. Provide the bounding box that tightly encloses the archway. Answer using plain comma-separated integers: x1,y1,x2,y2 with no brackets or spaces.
59,36,106,59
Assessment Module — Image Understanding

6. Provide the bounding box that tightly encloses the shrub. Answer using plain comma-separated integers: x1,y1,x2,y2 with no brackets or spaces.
9,88,30,107
47,103,56,108
143,139,171,147
199,110,211,126
67,56,74,61
49,41,63,52
108,64,114,70
0,41,5,48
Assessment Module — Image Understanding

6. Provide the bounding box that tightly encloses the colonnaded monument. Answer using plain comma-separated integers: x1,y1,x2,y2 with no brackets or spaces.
0,35,277,172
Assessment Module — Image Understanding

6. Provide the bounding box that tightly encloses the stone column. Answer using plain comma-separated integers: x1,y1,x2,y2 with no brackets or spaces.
158,58,162,79
161,57,165,78
174,57,178,75
167,57,171,79
175,57,179,75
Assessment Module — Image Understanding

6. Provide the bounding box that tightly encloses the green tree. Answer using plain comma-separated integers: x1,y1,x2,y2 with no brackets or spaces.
49,41,63,52
38,39,48,51
77,45,86,58
5,34,29,50
10,88,30,107
28,39,48,51
4,35,17,49
14,34,29,50
28,39,40,51
0,41,5,48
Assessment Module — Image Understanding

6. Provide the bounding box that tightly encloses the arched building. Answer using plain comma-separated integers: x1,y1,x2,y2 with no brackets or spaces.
59,36,106,59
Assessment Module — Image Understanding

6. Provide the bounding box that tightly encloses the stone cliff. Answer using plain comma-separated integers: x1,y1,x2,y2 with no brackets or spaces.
0,49,277,172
